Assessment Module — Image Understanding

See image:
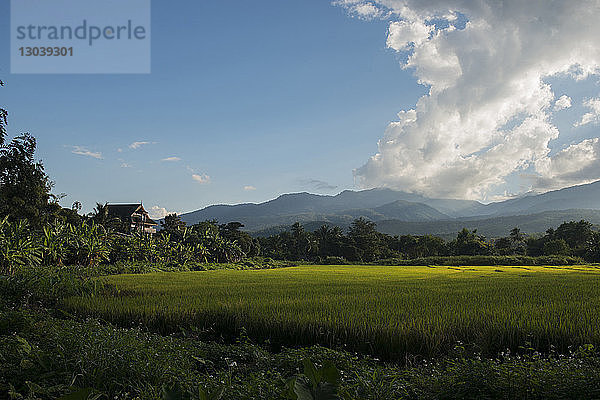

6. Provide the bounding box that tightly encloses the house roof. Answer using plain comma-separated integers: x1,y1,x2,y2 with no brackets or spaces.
107,203,157,225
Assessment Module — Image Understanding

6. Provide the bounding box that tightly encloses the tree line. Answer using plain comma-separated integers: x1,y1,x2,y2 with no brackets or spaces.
255,218,600,263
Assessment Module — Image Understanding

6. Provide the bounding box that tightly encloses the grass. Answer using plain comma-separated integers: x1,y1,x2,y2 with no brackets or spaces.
5,309,600,399
63,264,600,360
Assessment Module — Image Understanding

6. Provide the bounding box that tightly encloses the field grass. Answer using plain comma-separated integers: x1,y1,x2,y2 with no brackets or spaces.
63,264,600,360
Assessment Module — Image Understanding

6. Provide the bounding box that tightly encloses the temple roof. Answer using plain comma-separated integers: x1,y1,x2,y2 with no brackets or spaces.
106,203,157,225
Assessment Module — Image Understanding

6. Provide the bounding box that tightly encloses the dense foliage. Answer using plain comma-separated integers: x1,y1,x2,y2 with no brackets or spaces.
258,218,600,263
1,214,598,275
4,308,600,399
0,216,259,276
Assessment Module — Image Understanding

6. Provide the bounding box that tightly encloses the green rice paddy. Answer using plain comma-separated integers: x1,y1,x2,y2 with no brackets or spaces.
63,265,600,359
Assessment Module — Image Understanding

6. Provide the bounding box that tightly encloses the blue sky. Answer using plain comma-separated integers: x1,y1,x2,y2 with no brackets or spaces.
2,0,600,218
1,0,425,216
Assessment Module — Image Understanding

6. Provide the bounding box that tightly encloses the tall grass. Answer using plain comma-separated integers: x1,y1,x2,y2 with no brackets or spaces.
63,265,600,360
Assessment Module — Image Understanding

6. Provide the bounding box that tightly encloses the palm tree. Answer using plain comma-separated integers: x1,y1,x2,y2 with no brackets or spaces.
92,202,109,225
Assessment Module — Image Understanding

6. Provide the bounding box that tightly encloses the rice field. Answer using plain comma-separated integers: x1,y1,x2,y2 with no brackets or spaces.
63,265,600,359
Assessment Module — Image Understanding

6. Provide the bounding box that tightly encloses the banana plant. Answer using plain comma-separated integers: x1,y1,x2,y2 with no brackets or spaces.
0,217,42,275
41,222,68,266
66,222,110,267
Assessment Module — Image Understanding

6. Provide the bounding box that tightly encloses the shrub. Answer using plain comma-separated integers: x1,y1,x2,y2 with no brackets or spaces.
377,255,585,266
321,256,348,265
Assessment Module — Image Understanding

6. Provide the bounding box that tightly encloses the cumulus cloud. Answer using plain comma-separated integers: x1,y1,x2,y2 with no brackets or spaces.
387,19,433,51
192,173,211,184
148,206,175,220
554,95,572,111
161,156,181,162
574,97,600,127
336,0,600,199
71,146,102,159
334,0,387,19
244,185,257,191
534,138,600,190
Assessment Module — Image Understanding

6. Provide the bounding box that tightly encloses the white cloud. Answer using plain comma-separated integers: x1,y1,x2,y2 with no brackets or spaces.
387,19,433,51
161,156,181,162
574,97,600,127
554,95,572,111
192,173,211,184
336,0,600,199
148,206,175,220
334,0,386,19
243,185,257,191
129,141,151,149
534,138,600,190
71,146,102,159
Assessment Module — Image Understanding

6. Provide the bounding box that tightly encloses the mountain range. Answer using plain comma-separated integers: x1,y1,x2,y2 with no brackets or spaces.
178,180,600,237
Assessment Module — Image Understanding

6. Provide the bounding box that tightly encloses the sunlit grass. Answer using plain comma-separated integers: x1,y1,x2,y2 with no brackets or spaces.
63,264,600,359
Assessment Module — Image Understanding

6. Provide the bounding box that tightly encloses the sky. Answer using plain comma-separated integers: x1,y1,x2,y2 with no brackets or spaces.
2,0,600,218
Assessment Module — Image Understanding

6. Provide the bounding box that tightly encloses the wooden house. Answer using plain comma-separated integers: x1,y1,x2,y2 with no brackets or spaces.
106,203,157,234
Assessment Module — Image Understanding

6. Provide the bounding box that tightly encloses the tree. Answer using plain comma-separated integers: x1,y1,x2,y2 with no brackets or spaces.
347,217,382,262
162,213,186,232
0,133,53,228
219,221,259,257
0,79,7,147
451,228,490,256
395,235,419,258
510,227,525,243
417,235,447,257
585,231,600,262
92,202,109,224
314,225,345,258
543,238,570,256
495,227,526,255
553,220,594,255
290,222,315,260
0,80,55,228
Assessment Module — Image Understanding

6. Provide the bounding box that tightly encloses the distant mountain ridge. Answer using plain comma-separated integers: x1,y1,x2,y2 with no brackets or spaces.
178,180,600,235
250,209,600,239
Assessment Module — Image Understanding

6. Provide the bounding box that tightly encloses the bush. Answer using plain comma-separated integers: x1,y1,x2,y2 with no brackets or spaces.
377,255,585,266
0,265,101,307
321,256,348,265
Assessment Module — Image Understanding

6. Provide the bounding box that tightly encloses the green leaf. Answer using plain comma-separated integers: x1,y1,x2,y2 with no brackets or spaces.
57,388,93,400
198,385,224,400
198,387,208,400
285,377,298,400
15,335,31,355
303,358,320,388
8,383,23,400
314,383,339,400
161,384,187,400
294,378,315,400
320,362,341,385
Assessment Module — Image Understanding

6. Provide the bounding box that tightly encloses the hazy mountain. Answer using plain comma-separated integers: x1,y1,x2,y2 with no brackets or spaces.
179,190,471,230
252,209,600,239
371,200,449,221
376,209,600,239
178,180,600,233
480,181,600,216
